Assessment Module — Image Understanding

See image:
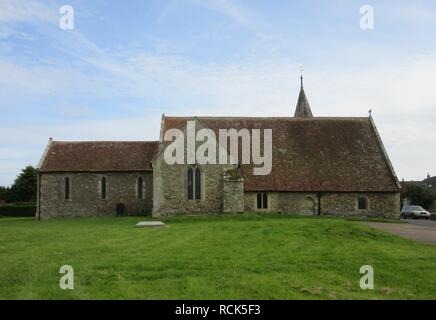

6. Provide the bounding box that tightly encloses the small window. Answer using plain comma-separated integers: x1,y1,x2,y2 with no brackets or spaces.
257,193,262,209
137,176,144,199
187,167,202,201
64,177,70,200
101,177,107,200
195,167,201,200
262,193,268,209
257,193,268,209
187,168,194,200
358,196,368,210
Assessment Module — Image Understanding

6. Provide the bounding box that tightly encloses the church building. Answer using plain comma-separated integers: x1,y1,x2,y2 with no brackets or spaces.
36,79,401,219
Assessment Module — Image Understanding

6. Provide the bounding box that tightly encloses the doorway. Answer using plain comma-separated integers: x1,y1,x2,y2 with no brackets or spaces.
302,197,317,215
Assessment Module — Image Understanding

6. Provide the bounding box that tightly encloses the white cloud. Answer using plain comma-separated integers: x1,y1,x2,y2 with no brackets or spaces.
192,0,250,25
0,0,55,24
0,60,65,96
309,55,436,117
384,3,436,25
189,0,272,35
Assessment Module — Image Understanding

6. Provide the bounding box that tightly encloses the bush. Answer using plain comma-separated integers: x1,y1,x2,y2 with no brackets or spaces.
13,202,36,206
0,204,36,217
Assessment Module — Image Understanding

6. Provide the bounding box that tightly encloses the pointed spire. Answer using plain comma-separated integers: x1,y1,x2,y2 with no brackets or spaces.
294,71,313,118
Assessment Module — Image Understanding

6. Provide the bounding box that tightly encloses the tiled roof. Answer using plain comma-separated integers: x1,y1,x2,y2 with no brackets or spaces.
163,116,400,192
39,141,158,172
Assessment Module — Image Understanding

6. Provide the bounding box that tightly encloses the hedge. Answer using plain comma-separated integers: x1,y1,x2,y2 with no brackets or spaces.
0,204,36,217
14,202,36,206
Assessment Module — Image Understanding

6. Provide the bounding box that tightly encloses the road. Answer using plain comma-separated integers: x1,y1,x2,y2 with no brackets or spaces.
364,219,436,245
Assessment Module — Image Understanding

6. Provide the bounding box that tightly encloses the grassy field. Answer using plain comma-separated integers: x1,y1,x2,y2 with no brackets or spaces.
1,214,436,299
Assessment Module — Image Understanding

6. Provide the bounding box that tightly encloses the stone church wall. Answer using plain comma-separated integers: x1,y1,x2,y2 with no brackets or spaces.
244,191,400,218
320,192,400,218
223,174,244,213
38,171,153,219
152,160,233,216
152,118,235,216
244,192,319,214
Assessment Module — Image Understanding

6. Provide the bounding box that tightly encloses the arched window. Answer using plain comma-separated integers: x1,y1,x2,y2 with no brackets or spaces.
64,177,70,200
137,176,144,199
262,193,268,209
187,168,194,200
256,193,268,209
195,167,201,200
101,177,107,200
187,167,202,201
358,196,368,210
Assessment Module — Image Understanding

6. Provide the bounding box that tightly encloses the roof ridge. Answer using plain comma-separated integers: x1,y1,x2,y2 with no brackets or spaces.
163,116,369,120
51,140,159,144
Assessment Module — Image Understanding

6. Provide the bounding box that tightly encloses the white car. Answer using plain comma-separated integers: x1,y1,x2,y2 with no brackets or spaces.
401,205,431,219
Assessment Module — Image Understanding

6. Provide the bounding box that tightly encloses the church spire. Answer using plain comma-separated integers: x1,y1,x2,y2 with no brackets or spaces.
294,71,313,118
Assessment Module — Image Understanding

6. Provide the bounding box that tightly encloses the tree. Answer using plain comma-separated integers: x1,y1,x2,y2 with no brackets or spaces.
0,186,12,202
10,166,37,203
407,184,436,210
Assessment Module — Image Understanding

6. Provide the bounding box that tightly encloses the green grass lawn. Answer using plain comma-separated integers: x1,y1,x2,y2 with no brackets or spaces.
1,214,435,299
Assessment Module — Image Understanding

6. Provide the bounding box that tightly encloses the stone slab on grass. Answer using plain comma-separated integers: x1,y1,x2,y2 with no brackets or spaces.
136,221,165,228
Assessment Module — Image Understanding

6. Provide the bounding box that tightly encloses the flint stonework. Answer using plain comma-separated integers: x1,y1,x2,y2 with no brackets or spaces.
36,86,401,219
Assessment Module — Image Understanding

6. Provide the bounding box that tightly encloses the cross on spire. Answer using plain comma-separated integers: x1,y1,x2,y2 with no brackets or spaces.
299,65,304,88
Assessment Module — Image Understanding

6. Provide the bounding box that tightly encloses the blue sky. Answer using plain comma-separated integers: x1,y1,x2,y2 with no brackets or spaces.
1,0,436,185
